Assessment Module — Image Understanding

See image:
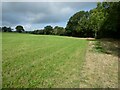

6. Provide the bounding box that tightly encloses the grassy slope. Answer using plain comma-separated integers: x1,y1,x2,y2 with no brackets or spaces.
2,33,88,88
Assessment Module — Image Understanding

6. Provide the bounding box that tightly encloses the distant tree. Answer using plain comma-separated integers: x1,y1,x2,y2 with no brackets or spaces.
7,27,13,32
32,29,44,34
53,26,65,35
2,26,7,32
2,26,13,32
15,25,25,33
44,25,53,35
38,29,44,34
0,27,1,31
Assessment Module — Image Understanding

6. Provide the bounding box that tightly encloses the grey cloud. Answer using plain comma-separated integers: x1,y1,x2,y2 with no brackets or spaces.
2,2,97,26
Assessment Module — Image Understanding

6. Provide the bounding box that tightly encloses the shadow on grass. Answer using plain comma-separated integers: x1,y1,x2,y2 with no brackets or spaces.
91,38,120,57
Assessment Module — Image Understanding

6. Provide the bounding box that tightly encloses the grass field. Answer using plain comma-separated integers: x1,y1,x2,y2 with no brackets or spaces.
2,33,88,88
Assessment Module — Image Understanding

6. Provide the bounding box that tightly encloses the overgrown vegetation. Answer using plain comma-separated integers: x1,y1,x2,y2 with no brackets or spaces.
93,39,120,56
93,41,106,53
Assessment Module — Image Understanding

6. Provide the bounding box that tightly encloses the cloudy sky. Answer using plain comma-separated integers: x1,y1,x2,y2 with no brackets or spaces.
2,2,97,31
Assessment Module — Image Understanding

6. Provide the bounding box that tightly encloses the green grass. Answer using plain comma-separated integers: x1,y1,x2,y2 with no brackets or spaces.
2,32,88,88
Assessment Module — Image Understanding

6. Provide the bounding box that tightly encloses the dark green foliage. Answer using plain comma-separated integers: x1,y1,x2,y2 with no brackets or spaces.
2,26,13,32
66,11,87,37
15,25,25,33
53,26,65,35
93,41,106,53
44,25,53,35
0,27,2,32
31,26,66,36
65,2,120,39
100,2,120,38
31,30,44,34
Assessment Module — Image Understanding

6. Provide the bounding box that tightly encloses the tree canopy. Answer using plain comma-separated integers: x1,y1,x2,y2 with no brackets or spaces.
53,26,65,35
44,25,53,35
65,2,120,38
15,25,25,33
2,26,13,32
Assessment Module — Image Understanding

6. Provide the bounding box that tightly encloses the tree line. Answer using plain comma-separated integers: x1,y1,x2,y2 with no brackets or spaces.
0,25,24,33
1,2,120,38
0,25,66,36
66,2,120,38
31,26,65,36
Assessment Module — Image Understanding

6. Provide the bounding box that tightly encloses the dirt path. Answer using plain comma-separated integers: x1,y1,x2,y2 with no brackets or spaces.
79,40,118,88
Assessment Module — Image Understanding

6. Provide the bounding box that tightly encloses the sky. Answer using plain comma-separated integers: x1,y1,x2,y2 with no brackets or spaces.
2,2,97,31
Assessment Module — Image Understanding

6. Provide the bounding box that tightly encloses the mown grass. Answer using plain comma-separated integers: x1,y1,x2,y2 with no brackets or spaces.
2,32,88,88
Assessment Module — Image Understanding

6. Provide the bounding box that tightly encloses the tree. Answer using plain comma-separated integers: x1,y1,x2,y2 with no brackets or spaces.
100,2,120,38
66,11,94,37
0,27,2,32
2,26,13,32
32,29,44,34
89,7,105,38
53,26,65,35
15,25,25,33
66,11,86,36
44,25,53,35
65,2,120,38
